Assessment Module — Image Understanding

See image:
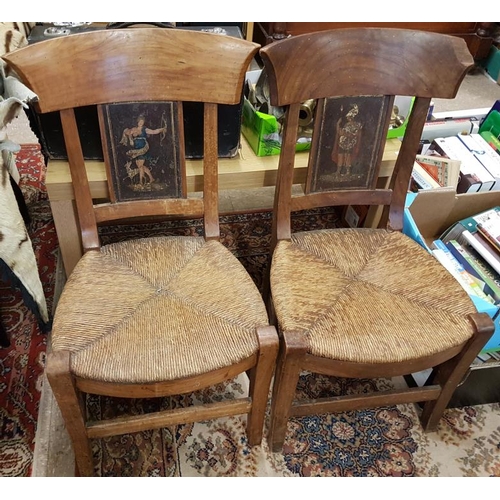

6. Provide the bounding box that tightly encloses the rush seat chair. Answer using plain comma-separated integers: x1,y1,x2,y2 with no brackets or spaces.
258,28,495,452
3,28,279,475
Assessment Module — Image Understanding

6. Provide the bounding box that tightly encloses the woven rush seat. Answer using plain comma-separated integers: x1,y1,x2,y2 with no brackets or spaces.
52,236,269,383
271,228,477,364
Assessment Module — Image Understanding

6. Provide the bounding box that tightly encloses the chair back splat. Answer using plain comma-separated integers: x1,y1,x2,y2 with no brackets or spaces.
5,28,258,249
3,29,280,476
260,28,474,241
259,28,495,452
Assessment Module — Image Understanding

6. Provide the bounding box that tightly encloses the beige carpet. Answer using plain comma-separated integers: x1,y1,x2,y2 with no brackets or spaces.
33,354,500,476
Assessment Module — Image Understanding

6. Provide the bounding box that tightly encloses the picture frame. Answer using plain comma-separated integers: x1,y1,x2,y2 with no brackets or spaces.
306,96,392,193
98,101,186,202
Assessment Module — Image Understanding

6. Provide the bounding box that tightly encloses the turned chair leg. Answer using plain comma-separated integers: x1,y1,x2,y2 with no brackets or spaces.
246,326,279,446
268,331,307,452
46,350,94,477
421,313,494,431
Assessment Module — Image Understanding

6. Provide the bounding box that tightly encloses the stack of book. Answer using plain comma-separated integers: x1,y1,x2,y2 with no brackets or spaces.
433,207,500,310
411,132,500,193
410,153,461,191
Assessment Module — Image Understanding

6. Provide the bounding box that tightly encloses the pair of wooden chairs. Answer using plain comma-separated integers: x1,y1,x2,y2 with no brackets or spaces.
4,27,494,476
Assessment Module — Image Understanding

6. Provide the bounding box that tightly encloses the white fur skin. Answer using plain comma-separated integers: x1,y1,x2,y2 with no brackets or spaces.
0,96,48,323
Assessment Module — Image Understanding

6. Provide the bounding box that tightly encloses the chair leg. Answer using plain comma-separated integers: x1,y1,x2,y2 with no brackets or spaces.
268,330,307,452
246,325,279,446
261,259,277,326
46,350,94,476
420,313,494,431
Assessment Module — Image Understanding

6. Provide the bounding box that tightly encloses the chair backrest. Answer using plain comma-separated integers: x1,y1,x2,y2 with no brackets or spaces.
259,28,474,244
3,28,259,251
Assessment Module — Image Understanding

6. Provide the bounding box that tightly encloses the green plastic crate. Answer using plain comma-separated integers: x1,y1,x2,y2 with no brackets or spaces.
241,96,413,157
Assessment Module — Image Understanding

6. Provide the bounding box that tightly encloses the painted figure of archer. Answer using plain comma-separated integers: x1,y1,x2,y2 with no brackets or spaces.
120,114,167,185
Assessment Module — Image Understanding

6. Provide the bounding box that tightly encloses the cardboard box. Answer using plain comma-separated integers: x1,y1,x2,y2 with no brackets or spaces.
403,189,500,353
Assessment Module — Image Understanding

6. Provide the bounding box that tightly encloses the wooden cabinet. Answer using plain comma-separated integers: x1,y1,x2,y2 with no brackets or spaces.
254,22,495,61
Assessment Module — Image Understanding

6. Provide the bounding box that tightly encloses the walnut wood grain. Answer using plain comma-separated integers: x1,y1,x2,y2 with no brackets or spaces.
384,96,432,231
87,399,253,439
420,312,495,431
256,22,494,60
301,344,466,379
268,330,307,452
290,386,442,417
4,29,259,112
59,108,100,252
290,189,392,213
262,28,473,243
203,103,220,240
4,28,261,236
246,325,279,445
45,351,94,476
94,198,204,224
260,28,474,106
75,354,257,398
271,103,301,247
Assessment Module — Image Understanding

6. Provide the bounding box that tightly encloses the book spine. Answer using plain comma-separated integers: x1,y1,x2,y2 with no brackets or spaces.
457,173,481,194
463,242,500,287
476,214,500,253
466,134,500,189
477,226,500,253
432,240,495,303
434,136,495,192
447,240,500,304
440,206,500,243
457,230,500,275
411,163,439,190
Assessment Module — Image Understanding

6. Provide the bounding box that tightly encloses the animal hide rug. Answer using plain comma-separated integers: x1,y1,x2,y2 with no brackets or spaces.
0,94,49,326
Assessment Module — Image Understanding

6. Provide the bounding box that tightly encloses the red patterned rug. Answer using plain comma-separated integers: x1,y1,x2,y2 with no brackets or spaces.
0,145,58,477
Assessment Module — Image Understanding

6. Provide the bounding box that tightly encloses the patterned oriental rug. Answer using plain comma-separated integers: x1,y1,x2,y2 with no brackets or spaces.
84,376,500,477
0,145,58,477
2,145,500,477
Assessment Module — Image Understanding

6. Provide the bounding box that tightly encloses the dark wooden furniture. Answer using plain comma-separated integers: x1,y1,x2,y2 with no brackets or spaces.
4,28,279,476
447,361,500,407
259,28,495,452
254,22,496,61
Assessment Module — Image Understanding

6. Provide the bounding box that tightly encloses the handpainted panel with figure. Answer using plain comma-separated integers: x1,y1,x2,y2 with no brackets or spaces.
99,101,185,202
306,96,392,193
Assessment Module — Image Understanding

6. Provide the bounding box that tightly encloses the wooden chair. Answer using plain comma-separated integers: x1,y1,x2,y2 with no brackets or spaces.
3,28,279,475
259,28,495,452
